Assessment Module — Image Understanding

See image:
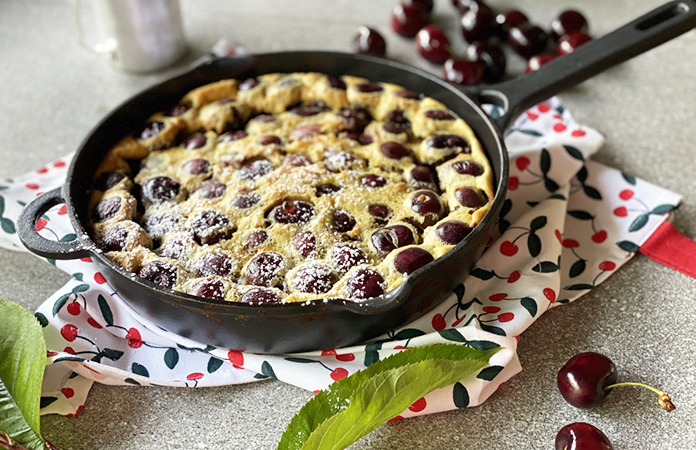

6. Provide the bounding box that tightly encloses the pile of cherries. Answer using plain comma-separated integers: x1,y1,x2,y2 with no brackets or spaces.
555,352,675,449
352,0,593,86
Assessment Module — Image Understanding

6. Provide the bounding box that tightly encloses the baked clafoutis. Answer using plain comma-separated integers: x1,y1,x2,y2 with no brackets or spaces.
88,72,494,303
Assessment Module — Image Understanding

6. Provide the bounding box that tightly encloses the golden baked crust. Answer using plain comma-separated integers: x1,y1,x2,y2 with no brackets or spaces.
88,72,494,303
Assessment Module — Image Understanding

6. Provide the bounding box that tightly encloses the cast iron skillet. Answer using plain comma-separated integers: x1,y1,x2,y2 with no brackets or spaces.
18,2,696,353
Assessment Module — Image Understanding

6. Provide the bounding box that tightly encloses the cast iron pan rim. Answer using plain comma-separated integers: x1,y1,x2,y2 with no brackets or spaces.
64,51,509,314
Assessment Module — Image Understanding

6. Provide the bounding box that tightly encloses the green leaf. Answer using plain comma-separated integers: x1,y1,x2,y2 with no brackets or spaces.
532,261,559,273
261,361,276,379
71,284,90,294
393,329,426,341
38,397,57,409
650,204,676,215
583,185,602,200
34,313,48,328
519,129,543,137
622,172,637,185
97,295,113,326
131,363,149,378
124,378,140,386
564,283,594,291
452,382,469,408
72,273,83,282
59,233,77,243
629,214,649,232
540,149,551,174
363,343,382,367
617,240,640,253
469,268,494,280
529,216,547,231
520,297,537,318
278,344,498,450
207,357,223,374
52,293,71,316
438,329,466,343
466,340,500,351
284,357,318,364
569,259,586,278
0,195,4,216
563,145,584,161
100,348,123,361
478,322,506,336
0,300,48,450
527,232,542,257
500,199,512,217
576,167,588,183
544,177,559,193
164,348,179,370
1,217,16,234
568,210,593,221
476,365,504,381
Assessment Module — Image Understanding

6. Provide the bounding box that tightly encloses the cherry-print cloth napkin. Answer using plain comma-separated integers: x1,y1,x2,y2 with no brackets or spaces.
0,97,682,418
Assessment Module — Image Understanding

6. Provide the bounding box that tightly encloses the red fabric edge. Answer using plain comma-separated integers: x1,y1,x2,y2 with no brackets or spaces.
639,222,696,279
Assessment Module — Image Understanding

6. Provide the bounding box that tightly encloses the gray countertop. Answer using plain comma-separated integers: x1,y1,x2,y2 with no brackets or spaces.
1,0,695,449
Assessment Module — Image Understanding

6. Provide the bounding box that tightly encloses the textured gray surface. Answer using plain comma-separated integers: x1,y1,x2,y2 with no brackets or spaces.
1,0,695,449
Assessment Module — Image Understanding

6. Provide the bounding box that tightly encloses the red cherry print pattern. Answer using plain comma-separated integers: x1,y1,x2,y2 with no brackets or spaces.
47,351,59,357
388,415,404,422
128,339,143,349
80,257,92,263
87,317,102,329
186,372,204,381
489,293,507,302
36,218,47,232
508,177,519,190
60,324,78,342
37,167,48,174
591,230,608,243
432,313,446,331
66,302,80,316
321,349,337,356
94,273,107,284
538,103,551,113
67,405,84,417
483,306,501,313
571,129,586,137
126,327,141,341
63,346,76,355
331,368,349,381
394,345,409,350
507,270,521,283
498,312,515,322
500,241,518,256
619,189,634,200
228,350,244,369
336,353,356,362
599,261,616,271
409,397,427,412
54,161,66,168
614,206,628,217
515,156,530,171
452,316,466,327
58,205,68,215
543,288,557,303
562,238,579,248
26,183,39,190
526,111,539,121
553,123,567,133
61,387,75,399
554,229,563,243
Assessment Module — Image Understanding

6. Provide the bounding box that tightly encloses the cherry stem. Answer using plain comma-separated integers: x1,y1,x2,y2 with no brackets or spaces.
604,382,676,412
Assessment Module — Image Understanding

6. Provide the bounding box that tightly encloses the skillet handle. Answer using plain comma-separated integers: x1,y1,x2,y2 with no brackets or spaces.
471,0,696,130
18,187,91,260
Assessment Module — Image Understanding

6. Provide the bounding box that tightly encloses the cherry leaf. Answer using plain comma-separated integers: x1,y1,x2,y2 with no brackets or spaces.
452,382,470,408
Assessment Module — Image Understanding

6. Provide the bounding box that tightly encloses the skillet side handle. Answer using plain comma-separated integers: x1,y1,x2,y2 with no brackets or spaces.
475,1,696,130
18,187,91,260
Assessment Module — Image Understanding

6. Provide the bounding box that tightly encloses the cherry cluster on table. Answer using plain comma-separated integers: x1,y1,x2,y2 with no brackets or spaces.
352,0,593,86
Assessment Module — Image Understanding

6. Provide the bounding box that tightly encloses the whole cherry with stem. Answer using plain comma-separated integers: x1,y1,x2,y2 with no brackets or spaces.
557,352,675,412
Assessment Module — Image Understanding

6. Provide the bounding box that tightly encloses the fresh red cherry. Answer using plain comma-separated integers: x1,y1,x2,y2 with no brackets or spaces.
495,10,529,39
403,0,434,13
415,25,451,64
557,352,617,409
557,31,593,56
460,6,497,43
508,24,548,58
465,41,506,83
526,54,555,72
558,352,676,412
555,423,613,450
352,26,387,56
391,3,429,38
443,58,485,86
551,9,589,41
